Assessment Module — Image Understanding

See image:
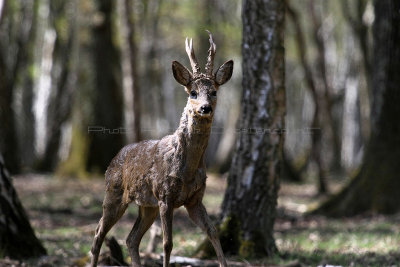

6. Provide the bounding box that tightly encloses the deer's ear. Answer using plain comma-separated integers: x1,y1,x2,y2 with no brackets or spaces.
172,61,192,86
215,60,233,86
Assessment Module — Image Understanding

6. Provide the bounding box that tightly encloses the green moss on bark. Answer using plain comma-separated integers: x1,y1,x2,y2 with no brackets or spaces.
195,215,242,258
239,240,255,258
196,214,272,259
219,214,242,255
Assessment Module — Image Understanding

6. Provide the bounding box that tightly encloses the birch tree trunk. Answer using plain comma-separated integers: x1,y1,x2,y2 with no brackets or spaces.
39,0,78,171
218,0,285,257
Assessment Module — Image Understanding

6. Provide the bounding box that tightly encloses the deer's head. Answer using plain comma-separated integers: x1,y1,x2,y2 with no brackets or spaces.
172,31,233,120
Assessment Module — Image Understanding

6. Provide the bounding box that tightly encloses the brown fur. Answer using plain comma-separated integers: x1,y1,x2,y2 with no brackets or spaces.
90,33,233,267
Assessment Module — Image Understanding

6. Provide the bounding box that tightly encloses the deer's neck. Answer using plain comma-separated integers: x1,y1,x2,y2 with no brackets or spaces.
175,105,212,173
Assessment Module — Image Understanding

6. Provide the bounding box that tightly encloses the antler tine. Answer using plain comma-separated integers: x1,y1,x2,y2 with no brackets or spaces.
205,30,216,77
185,37,201,75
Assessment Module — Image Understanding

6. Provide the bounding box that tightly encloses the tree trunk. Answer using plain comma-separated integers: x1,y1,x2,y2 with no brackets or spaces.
18,0,40,169
309,0,342,173
286,1,328,193
0,153,46,258
140,0,164,138
123,0,141,143
0,54,20,173
0,1,23,174
87,0,124,172
218,0,285,257
39,0,78,171
313,0,400,216
340,0,372,144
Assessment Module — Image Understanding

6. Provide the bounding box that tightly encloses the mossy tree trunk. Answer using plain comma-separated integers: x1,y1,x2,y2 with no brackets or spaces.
314,0,400,216
217,0,285,257
0,153,46,258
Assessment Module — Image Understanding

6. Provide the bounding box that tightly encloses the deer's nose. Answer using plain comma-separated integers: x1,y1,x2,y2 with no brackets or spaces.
200,104,213,114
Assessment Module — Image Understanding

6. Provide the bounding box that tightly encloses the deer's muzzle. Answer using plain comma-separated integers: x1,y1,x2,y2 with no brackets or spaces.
198,104,213,116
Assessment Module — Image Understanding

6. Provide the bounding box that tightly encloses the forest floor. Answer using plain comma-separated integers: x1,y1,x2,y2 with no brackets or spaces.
2,173,400,267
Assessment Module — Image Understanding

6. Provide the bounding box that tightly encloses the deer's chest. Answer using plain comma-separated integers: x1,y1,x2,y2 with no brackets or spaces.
149,135,208,205
152,151,206,205
157,167,206,208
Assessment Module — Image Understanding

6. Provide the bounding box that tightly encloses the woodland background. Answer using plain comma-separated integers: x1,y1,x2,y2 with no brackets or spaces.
1,0,400,266
0,0,373,183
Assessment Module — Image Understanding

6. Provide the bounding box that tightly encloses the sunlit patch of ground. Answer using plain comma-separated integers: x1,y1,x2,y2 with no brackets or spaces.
276,181,400,266
3,174,400,266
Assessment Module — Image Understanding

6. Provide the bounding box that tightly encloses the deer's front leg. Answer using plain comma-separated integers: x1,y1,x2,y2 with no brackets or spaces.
159,200,174,267
127,206,158,267
185,201,227,267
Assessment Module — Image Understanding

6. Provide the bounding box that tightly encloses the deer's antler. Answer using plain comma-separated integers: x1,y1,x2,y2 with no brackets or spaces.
205,30,216,77
185,37,201,76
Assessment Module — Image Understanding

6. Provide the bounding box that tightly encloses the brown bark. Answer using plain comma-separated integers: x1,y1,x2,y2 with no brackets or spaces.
218,0,285,257
0,153,46,258
313,0,400,216
87,0,124,172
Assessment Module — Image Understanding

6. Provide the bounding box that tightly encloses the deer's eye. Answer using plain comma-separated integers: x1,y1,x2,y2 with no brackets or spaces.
190,91,197,99
211,91,217,97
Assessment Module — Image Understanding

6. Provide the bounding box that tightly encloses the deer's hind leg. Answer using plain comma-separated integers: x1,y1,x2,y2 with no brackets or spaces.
126,206,158,267
90,189,128,267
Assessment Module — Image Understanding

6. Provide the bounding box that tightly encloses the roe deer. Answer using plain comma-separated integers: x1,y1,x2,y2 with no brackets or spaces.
90,31,233,267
